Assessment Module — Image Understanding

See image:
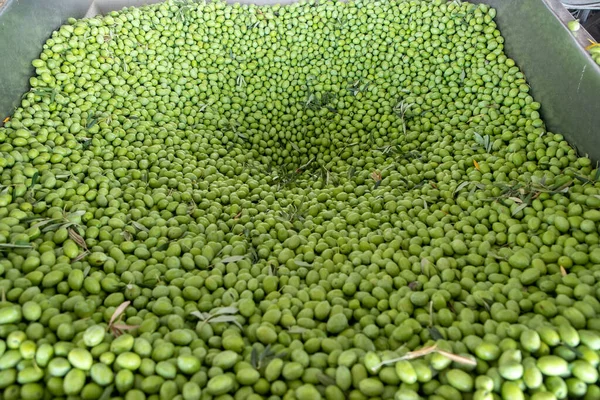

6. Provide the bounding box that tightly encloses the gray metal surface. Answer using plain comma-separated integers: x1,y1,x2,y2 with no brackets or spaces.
0,0,93,120
474,0,600,161
1,0,599,161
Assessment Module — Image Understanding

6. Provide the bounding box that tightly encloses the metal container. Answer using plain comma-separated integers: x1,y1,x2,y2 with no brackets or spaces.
1,0,599,160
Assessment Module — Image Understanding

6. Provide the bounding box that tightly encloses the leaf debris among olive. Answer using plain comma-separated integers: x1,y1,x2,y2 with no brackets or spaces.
1,0,600,399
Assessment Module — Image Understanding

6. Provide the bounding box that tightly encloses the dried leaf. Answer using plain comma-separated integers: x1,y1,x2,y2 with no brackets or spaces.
435,349,477,366
508,197,523,204
108,301,131,330
371,170,382,182
220,255,246,264
112,323,138,332
399,344,438,361
69,227,88,250
560,266,568,276
473,159,480,171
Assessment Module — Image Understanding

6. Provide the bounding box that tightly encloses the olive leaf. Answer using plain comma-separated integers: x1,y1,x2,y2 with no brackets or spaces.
453,181,471,196
28,171,39,190
317,373,337,386
72,250,90,264
131,221,149,232
0,243,34,250
68,227,88,250
428,327,444,341
220,255,246,264
512,203,528,216
288,326,308,334
192,306,242,329
156,241,169,251
251,344,287,370
107,301,138,337
294,260,312,268
206,316,243,329
98,385,114,400
435,349,477,366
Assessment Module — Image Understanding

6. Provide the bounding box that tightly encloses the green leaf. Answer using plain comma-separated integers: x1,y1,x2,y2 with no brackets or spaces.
211,306,239,316
294,260,312,268
220,255,246,264
131,221,149,232
208,315,243,329
575,175,592,184
87,117,99,129
20,216,45,224
42,223,67,233
428,326,444,341
317,373,337,386
98,385,114,400
251,347,259,368
156,242,170,251
512,203,528,216
453,181,470,196
190,311,207,321
28,172,39,190
288,326,307,334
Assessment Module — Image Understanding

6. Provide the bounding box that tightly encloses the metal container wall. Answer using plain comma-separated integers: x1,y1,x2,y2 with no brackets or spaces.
1,0,599,160
0,0,93,115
